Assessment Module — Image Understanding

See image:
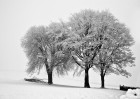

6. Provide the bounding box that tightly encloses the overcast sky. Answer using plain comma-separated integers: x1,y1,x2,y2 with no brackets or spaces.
0,0,140,87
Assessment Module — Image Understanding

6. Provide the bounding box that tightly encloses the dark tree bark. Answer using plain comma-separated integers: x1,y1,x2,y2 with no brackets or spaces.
100,70,105,88
84,68,90,88
45,58,53,85
47,70,53,84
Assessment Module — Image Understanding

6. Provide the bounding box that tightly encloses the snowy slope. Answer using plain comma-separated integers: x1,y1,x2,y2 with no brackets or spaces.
0,71,125,99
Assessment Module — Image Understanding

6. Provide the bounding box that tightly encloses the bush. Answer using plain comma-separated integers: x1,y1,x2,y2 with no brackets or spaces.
120,85,139,91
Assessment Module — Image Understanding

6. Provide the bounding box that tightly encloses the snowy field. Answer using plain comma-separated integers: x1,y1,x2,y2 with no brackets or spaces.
0,70,126,99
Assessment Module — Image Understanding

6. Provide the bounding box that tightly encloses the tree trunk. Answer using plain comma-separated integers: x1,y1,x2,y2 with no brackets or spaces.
47,69,53,85
101,72,105,88
45,58,53,85
84,68,90,88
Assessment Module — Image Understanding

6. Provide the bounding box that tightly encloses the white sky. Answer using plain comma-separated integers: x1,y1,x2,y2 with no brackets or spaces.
0,0,140,87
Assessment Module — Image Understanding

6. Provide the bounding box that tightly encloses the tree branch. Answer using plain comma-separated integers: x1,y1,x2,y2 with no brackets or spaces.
72,55,85,69
105,43,120,63
103,65,110,76
88,44,102,68
75,49,84,62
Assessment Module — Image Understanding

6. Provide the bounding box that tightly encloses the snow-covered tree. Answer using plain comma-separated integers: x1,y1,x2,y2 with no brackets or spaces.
92,17,135,88
64,10,135,88
62,10,106,88
21,23,72,84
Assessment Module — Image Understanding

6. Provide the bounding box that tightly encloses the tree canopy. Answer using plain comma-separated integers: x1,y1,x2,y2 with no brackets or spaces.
21,22,73,84
62,10,135,88
21,9,135,88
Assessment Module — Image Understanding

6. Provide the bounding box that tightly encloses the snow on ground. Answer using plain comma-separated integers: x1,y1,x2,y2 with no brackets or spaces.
120,89,140,99
0,70,126,99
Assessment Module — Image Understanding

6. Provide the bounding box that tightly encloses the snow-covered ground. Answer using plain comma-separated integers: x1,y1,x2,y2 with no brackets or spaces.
0,70,126,99
120,89,140,99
